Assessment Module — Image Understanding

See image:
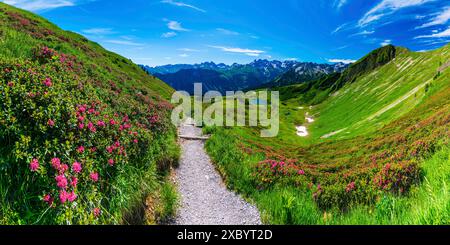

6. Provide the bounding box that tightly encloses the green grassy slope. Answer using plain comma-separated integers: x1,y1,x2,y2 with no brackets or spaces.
0,3,178,224
204,43,450,224
310,44,449,140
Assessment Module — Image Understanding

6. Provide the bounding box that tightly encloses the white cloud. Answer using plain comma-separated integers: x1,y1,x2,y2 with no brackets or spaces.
327,58,356,64
381,39,392,46
161,0,205,13
358,0,434,27
161,32,177,38
216,28,239,35
167,20,189,31
177,48,200,52
2,0,75,11
350,30,375,37
208,45,265,57
415,27,450,38
82,28,115,35
179,53,189,58
331,23,348,34
104,40,144,46
335,0,347,9
285,58,298,61
418,6,450,28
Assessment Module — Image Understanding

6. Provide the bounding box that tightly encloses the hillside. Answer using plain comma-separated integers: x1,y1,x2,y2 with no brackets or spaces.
143,60,345,94
204,43,450,224
275,45,402,105
0,3,178,224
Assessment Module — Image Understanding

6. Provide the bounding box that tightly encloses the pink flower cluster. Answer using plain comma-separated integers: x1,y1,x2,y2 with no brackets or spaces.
42,77,52,87
30,158,39,172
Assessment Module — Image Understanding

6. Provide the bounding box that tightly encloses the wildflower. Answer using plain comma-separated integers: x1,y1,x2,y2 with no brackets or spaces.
346,182,356,192
90,172,99,182
109,119,116,125
55,175,68,189
97,120,106,127
78,116,85,122
108,159,114,166
47,119,55,127
59,190,69,204
88,108,96,114
59,164,69,173
298,169,305,175
77,146,85,154
43,77,52,87
133,139,138,144
72,161,82,174
71,177,78,187
30,158,39,172
42,194,53,206
93,207,101,218
67,191,77,202
77,104,86,113
106,146,113,154
7,82,14,87
51,158,61,169
87,122,97,132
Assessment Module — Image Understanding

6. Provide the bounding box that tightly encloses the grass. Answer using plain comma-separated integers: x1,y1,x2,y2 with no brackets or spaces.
203,44,450,224
206,128,449,224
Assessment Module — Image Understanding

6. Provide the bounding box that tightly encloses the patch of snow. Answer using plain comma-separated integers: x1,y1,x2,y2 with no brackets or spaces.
321,128,347,139
296,126,308,137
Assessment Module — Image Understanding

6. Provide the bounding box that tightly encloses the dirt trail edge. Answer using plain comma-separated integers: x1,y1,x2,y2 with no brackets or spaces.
173,118,262,225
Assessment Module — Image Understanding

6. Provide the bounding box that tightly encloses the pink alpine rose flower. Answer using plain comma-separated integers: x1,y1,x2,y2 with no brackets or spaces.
90,172,99,182
72,161,82,174
67,191,77,202
30,158,39,172
55,175,68,189
71,177,78,187
93,207,101,218
43,77,52,87
47,119,55,127
51,158,61,169
108,159,114,166
77,146,85,154
59,190,69,204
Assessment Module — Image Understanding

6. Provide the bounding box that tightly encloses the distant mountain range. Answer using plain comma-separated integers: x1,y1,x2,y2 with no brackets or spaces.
140,60,348,94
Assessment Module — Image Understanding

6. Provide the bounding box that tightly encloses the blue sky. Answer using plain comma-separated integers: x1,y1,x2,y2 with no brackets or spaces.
2,0,450,66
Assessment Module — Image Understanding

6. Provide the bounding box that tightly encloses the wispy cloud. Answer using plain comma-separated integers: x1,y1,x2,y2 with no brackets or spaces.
3,0,75,11
216,28,239,35
208,45,265,57
167,20,189,31
358,0,434,27
327,58,356,64
82,28,115,35
161,0,205,13
161,31,177,38
417,6,450,28
104,40,144,46
415,27,450,38
331,23,349,34
179,53,189,57
380,39,392,46
177,48,200,52
349,30,375,37
334,0,348,10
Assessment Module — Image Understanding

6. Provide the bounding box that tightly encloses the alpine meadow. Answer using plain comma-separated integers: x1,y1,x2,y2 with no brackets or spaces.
0,0,449,228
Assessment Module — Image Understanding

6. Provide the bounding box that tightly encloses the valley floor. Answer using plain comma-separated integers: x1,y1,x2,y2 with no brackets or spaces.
173,119,261,225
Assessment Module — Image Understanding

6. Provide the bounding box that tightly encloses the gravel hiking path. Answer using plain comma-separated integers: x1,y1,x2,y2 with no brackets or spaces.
173,118,262,225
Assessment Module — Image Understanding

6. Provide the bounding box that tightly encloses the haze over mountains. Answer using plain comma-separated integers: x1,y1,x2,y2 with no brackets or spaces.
141,59,348,94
